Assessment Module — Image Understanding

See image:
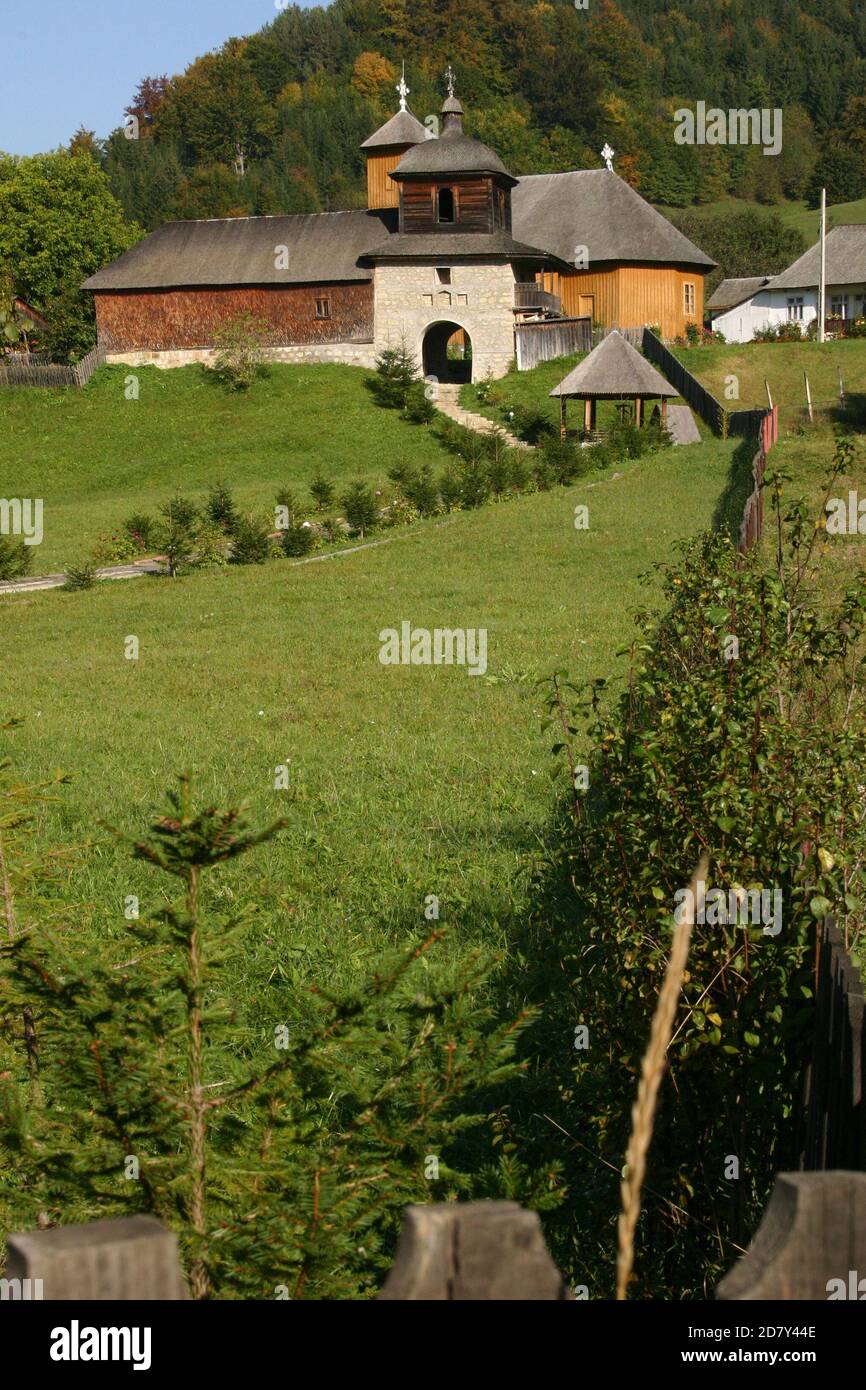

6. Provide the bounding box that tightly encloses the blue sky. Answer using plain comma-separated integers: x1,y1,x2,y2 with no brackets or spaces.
1,0,321,156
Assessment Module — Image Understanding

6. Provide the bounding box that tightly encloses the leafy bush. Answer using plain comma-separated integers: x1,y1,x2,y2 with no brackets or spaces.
517,438,866,1296
438,465,463,512
122,512,156,551
506,404,556,445
191,520,231,569
537,434,590,486
391,462,439,517
211,313,272,390
91,530,140,565
155,494,199,577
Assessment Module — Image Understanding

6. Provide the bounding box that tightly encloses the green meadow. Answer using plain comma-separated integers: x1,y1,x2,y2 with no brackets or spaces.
1,363,451,570
0,365,736,998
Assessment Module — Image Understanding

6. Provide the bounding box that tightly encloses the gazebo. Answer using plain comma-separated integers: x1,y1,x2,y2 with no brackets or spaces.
549,330,677,438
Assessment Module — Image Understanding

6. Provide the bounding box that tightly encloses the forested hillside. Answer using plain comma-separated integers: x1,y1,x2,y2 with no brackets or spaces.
89,0,866,228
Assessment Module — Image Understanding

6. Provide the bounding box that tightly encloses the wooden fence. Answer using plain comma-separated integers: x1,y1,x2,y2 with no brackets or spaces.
802,918,866,1171
737,405,778,554
4,1175,865,1300
641,329,727,435
0,343,104,389
515,317,591,370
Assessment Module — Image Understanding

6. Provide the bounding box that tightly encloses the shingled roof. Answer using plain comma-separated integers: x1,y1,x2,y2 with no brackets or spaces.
768,225,866,290
392,130,514,183
513,171,715,270
361,108,433,149
550,331,677,399
82,210,396,291
707,277,771,313
362,231,560,264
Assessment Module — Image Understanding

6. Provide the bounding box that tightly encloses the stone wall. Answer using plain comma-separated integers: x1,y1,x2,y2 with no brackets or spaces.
373,262,517,381
105,342,377,370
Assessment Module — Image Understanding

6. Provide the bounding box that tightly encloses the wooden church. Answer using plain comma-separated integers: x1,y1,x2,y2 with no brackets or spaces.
83,69,714,382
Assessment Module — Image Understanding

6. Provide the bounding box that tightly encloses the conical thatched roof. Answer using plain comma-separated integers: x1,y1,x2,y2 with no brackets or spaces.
549,331,677,399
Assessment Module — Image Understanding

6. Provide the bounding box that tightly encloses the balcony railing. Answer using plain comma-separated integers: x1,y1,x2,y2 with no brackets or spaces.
514,283,562,316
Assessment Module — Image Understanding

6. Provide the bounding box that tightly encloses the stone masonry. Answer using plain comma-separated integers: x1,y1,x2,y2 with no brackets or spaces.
373,262,517,381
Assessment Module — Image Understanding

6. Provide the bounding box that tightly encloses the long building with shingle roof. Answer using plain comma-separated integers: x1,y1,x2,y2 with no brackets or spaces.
83,71,714,380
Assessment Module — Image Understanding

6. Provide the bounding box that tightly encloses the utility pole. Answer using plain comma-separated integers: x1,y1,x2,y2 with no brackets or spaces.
818,187,827,344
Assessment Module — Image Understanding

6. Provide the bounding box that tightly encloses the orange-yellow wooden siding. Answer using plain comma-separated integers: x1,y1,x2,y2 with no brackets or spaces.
366,151,404,209
546,266,705,338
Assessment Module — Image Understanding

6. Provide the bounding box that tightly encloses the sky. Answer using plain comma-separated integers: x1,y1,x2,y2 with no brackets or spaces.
0,0,322,157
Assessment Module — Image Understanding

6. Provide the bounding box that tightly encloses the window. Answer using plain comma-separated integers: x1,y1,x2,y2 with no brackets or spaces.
684,282,696,315
315,296,331,320
437,187,456,223
787,297,804,321
830,294,849,319
435,266,452,285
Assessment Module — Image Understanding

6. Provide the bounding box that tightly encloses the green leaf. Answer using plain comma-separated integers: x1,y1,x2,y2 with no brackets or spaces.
809,896,832,920
743,1031,760,1047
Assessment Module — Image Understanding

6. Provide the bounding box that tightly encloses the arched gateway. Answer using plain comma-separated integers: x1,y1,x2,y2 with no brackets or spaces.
422,321,472,384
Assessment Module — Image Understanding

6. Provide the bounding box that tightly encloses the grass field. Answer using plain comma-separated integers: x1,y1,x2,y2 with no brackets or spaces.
0,363,451,570
671,339,866,426
0,364,737,1013
656,194,866,243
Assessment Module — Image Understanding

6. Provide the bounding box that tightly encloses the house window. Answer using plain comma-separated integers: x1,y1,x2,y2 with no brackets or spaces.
684,282,696,315
315,296,331,320
437,187,456,223
435,266,452,285
787,297,804,321
830,294,849,319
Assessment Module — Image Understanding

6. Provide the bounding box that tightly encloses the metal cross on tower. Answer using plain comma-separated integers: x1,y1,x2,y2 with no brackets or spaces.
445,64,456,98
601,143,616,172
397,61,409,112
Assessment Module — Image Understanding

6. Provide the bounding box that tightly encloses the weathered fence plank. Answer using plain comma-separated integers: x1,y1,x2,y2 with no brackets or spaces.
717,1171,866,1300
0,343,104,389
5,1214,189,1300
378,1200,572,1300
802,918,866,1171
516,318,591,370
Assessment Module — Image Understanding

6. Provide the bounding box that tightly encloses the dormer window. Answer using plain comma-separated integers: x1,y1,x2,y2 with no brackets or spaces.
437,187,456,223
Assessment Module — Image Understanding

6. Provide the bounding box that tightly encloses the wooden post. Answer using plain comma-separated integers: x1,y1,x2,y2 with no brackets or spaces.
5,1215,189,1300
765,379,773,410
804,371,813,423
839,367,846,406
717,1172,866,1300
379,1202,572,1300
661,398,668,424
634,397,643,427
583,397,592,433
560,396,567,440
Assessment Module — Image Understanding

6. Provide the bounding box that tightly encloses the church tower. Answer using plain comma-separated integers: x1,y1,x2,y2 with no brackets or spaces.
360,65,433,210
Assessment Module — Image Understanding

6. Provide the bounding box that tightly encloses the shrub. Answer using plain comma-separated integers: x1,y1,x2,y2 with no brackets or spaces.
685,321,701,346
211,312,272,390
457,455,491,509
438,465,463,512
341,479,379,536
366,340,419,411
231,514,273,565
155,494,199,577
92,531,139,565
0,537,33,581
62,562,96,591
191,519,231,569
0,775,533,1298
206,480,239,535
281,521,316,557
538,434,589,486
122,512,155,551
508,404,556,445
401,463,440,517
309,473,335,512
402,380,437,424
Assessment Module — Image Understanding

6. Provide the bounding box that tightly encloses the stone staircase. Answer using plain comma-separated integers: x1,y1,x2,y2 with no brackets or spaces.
435,384,530,449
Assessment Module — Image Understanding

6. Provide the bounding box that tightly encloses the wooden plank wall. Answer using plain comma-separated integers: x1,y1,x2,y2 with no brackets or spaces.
399,177,495,233
366,152,402,210
94,284,375,352
802,918,866,1171
559,265,704,339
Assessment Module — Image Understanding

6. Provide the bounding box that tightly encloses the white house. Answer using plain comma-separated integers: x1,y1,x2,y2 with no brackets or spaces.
707,225,866,343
